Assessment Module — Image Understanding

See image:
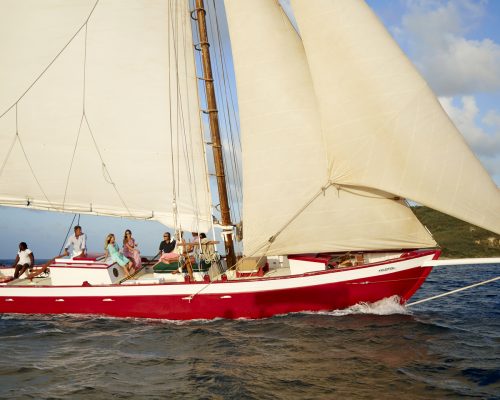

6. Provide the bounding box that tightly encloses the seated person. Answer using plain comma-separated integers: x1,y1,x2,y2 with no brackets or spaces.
12,242,35,279
158,232,178,263
123,229,142,269
104,233,134,277
63,225,86,258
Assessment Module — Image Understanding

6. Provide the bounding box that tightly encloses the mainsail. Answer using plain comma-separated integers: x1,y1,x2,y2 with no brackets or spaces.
0,0,212,231
225,0,437,256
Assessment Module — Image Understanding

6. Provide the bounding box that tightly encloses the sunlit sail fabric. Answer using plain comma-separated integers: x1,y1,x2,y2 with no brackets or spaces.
225,0,436,256
0,0,211,231
292,0,500,235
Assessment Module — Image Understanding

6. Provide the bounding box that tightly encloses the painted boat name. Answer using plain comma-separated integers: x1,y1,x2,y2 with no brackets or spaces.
378,266,396,272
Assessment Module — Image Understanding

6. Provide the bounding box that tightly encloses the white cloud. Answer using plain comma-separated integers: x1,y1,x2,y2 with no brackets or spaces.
483,109,500,127
400,0,500,96
439,96,500,182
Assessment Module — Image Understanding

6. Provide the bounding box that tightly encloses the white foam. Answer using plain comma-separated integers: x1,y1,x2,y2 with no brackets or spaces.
315,295,411,316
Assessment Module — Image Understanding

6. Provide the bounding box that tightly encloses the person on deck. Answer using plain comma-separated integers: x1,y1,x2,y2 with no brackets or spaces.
198,233,217,265
63,225,87,258
175,231,194,279
104,233,134,277
12,242,35,279
159,232,176,254
158,232,178,263
123,229,142,270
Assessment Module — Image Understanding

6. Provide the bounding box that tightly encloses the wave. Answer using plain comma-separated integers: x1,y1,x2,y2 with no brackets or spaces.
311,295,411,317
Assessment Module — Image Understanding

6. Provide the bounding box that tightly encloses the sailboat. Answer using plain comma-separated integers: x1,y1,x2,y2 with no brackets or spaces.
0,0,498,320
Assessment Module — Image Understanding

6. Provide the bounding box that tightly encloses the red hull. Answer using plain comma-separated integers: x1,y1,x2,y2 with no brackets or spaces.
0,251,437,320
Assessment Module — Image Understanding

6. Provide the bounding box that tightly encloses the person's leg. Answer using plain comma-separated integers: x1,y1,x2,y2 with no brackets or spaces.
14,264,22,278
15,263,29,278
126,261,133,276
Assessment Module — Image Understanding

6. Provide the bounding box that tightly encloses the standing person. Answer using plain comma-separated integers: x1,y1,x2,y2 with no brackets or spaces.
63,225,87,258
12,242,35,279
123,229,142,269
104,234,134,277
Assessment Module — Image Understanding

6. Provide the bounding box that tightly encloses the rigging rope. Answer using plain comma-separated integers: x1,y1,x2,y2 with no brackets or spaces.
0,0,135,217
16,104,53,207
187,177,413,300
406,276,500,307
0,0,99,120
207,1,243,223
58,214,78,255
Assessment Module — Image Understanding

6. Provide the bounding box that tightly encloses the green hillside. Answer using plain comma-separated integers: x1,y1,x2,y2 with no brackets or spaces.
412,206,500,258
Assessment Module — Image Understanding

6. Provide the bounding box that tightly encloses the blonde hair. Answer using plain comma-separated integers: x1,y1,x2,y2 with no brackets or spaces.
104,233,115,250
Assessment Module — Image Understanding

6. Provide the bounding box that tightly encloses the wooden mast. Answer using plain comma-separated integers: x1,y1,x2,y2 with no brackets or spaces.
194,0,236,268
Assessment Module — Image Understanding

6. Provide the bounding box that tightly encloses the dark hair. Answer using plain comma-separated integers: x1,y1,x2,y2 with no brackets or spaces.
200,233,206,239
19,242,27,250
74,225,82,231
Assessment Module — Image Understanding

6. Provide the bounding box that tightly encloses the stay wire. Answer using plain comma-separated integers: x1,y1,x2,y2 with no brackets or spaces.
193,1,224,231
407,276,500,307
210,0,243,219
167,0,179,232
175,1,203,234
189,181,335,300
58,214,77,255
206,3,241,222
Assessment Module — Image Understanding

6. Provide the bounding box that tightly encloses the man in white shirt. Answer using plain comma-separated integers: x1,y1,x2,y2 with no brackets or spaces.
63,225,87,258
12,242,35,278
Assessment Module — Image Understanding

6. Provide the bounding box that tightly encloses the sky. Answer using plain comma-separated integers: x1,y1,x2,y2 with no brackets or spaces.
0,0,499,259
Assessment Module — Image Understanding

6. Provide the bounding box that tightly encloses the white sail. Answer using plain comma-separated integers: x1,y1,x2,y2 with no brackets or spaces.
291,0,500,235
0,0,212,231
225,0,436,256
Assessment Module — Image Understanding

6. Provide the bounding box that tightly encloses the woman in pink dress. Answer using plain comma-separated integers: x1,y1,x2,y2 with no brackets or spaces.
123,229,142,270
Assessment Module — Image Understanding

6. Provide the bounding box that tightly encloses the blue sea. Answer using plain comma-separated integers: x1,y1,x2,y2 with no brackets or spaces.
0,262,498,399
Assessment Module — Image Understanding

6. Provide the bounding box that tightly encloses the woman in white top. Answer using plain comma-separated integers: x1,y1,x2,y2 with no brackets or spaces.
12,242,35,279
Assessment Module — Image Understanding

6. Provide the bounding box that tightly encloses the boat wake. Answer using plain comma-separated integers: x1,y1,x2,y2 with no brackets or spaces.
317,296,410,317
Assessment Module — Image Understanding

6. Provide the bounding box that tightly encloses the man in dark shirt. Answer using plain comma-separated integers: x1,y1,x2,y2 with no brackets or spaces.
159,232,176,254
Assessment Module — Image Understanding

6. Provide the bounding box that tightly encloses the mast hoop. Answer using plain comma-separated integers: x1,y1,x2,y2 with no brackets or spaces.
190,8,206,21
193,41,210,51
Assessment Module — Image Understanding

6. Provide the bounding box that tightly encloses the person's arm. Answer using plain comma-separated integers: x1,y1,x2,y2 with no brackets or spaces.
29,252,34,266
64,236,73,256
11,254,19,268
81,234,87,255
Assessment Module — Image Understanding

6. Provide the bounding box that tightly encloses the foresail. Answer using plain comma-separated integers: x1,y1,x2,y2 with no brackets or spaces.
224,0,436,256
0,0,211,231
291,0,500,235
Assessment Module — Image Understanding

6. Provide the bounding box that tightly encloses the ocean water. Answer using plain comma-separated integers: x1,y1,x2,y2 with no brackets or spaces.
0,263,499,399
